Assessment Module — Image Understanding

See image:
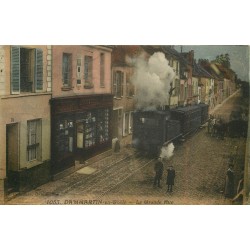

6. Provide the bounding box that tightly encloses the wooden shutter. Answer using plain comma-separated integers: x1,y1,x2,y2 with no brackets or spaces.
121,72,124,97
113,71,116,96
117,72,121,97
11,46,20,94
35,49,43,91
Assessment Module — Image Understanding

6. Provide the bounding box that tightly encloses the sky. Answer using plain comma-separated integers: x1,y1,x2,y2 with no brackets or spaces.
175,45,249,81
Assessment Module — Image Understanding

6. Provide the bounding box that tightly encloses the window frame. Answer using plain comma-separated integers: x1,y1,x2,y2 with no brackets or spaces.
62,53,72,88
27,119,41,162
84,55,93,88
100,53,105,87
113,70,124,98
11,46,44,94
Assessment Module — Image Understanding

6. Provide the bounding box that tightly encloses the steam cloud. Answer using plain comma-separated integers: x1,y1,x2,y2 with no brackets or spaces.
130,52,175,110
160,143,175,160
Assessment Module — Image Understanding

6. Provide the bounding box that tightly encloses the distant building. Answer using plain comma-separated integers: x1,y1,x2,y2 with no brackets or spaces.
192,60,214,105
180,50,194,105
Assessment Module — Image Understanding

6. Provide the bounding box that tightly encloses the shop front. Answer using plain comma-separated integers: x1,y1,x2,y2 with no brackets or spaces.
50,94,113,174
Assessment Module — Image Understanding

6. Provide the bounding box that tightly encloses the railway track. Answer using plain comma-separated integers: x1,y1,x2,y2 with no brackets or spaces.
52,152,154,198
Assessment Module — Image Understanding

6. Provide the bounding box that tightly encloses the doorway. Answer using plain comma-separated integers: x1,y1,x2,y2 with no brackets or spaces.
6,123,19,191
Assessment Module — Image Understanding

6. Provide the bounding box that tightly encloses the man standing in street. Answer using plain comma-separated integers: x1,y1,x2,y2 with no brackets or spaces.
153,157,164,188
166,166,176,192
224,164,235,198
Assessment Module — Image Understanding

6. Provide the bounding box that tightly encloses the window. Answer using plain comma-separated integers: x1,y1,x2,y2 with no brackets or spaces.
123,112,130,136
113,70,124,98
174,79,180,96
129,112,133,134
126,74,135,97
27,119,41,161
76,110,110,149
76,58,81,84
176,61,179,74
84,56,93,88
122,111,133,136
169,58,173,67
11,46,43,94
100,53,105,87
180,84,184,101
62,53,72,87
184,85,188,100
188,84,192,98
98,109,109,143
57,118,74,154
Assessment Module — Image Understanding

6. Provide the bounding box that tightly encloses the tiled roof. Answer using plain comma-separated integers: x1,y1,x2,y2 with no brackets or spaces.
193,62,213,78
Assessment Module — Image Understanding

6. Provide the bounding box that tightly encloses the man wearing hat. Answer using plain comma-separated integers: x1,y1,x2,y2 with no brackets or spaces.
166,166,176,192
153,157,164,188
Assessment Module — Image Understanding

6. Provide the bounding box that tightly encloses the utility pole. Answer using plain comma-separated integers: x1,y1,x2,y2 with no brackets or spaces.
169,82,176,108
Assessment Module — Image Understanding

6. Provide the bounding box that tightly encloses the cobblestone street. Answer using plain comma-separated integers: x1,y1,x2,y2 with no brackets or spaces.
6,91,248,205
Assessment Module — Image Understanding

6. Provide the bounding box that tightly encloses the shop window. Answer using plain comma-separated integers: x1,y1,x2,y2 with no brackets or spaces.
62,53,72,87
76,112,95,149
27,119,41,161
11,46,43,94
97,109,109,143
56,119,74,154
84,112,96,148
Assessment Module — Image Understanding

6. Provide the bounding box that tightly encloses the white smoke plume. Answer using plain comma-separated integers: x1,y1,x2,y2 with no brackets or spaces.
160,142,175,160
130,52,175,110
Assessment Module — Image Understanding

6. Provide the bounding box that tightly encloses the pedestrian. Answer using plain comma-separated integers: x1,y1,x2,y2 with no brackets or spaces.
211,117,216,137
224,164,235,198
207,116,212,134
114,138,120,153
166,166,176,192
153,157,164,188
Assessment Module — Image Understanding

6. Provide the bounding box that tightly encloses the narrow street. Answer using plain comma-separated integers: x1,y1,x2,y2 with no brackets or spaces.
6,91,248,205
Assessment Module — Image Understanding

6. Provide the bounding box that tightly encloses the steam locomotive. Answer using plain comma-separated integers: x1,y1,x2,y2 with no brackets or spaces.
132,103,209,155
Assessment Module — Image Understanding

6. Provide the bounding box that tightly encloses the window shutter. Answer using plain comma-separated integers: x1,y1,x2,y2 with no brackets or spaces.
121,72,124,97
11,46,20,94
113,71,116,96
35,49,43,91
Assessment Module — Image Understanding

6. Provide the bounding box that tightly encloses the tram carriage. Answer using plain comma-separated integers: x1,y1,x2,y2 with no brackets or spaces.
132,103,209,155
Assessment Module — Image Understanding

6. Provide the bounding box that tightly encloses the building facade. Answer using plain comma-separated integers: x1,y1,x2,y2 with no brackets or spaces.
111,46,138,143
163,47,181,107
0,45,52,202
180,50,194,106
50,46,113,175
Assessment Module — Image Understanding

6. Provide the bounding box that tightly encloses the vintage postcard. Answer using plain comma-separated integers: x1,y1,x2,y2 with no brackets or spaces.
2,4,250,250
0,45,249,205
